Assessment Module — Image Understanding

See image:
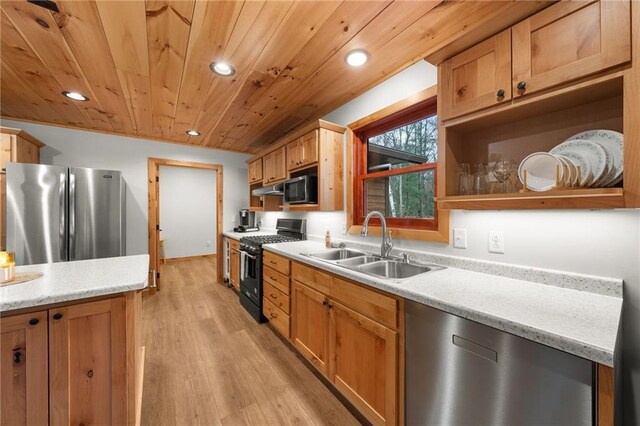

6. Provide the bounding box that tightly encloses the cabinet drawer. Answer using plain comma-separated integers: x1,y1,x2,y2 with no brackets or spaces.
263,298,290,338
292,262,331,295
331,276,398,330
264,251,290,275
263,266,290,295
229,239,240,251
264,281,290,314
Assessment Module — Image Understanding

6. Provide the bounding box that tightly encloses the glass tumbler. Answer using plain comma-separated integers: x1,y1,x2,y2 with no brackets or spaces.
472,162,489,195
457,163,471,195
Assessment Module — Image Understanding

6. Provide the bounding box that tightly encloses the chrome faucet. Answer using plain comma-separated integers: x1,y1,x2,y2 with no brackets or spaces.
361,211,393,258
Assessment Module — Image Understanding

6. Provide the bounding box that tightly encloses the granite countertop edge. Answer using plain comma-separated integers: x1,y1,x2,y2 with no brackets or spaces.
1,255,150,312
263,242,620,367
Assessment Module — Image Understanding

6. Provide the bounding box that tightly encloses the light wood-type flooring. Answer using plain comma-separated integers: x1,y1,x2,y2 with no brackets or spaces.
141,257,360,425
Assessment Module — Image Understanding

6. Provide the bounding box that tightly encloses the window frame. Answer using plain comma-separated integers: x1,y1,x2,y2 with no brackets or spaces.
352,96,439,230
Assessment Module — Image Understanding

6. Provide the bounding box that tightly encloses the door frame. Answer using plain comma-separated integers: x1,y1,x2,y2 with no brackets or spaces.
147,158,224,293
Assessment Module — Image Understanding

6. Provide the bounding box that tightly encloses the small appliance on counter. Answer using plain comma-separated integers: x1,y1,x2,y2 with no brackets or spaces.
238,218,306,322
234,209,259,232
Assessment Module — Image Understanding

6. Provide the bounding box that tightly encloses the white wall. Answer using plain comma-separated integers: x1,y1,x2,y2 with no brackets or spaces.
259,60,640,423
159,166,217,259
0,119,251,255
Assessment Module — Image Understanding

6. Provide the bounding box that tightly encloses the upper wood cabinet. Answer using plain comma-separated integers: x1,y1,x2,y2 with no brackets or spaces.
0,310,49,426
512,1,630,98
440,29,512,120
287,130,318,171
1,127,44,250
262,146,287,184
248,159,263,184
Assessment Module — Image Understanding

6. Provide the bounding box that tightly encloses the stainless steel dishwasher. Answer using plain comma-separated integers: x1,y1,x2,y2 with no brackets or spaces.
406,300,594,425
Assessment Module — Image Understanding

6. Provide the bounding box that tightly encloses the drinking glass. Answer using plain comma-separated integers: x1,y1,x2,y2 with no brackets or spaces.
457,163,471,195
472,162,489,195
492,160,517,193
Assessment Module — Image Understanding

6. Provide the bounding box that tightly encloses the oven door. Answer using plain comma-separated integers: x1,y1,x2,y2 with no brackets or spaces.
240,250,262,306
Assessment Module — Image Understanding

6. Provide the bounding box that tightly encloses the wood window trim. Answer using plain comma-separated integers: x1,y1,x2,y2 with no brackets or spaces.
346,84,450,243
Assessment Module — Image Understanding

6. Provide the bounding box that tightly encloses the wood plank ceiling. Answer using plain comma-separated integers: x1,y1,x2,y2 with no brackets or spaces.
0,1,552,154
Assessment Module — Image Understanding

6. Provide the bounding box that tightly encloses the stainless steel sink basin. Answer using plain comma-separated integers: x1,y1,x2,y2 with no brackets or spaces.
357,260,436,279
335,255,382,267
308,248,366,261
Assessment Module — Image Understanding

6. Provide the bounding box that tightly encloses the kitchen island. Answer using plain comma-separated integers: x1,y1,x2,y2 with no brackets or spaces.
1,255,148,426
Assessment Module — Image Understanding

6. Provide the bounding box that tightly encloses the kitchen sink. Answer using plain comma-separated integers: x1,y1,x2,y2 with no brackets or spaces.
335,255,382,267
357,260,438,279
308,248,367,261
304,248,444,281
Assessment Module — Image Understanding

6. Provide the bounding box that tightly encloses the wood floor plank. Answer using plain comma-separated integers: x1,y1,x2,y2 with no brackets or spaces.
141,258,359,425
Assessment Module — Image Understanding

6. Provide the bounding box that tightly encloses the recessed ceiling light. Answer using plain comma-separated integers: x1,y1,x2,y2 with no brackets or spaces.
186,130,200,136
345,49,369,67
62,91,89,101
210,61,235,77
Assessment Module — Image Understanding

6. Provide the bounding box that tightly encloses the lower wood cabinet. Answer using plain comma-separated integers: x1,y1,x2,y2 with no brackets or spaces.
0,310,49,425
290,261,402,426
292,281,330,375
330,300,398,425
229,239,240,290
1,292,142,426
49,297,127,425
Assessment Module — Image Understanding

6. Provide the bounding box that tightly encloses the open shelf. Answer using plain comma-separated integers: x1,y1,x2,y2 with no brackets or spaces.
437,188,624,210
286,203,320,211
441,71,625,210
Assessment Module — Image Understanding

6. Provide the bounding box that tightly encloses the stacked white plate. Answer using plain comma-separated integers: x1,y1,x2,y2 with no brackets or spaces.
518,130,623,192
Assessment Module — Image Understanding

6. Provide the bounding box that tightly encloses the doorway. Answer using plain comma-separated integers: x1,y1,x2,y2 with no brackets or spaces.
147,158,223,293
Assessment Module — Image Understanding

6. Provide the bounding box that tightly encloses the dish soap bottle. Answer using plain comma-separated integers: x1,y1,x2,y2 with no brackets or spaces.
325,229,331,248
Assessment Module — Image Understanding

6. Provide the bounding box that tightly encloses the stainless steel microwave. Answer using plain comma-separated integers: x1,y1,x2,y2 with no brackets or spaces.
284,175,317,204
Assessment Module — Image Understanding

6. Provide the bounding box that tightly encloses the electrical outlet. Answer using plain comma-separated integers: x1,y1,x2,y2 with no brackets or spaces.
453,228,467,249
488,231,505,254
341,223,347,235
206,240,211,247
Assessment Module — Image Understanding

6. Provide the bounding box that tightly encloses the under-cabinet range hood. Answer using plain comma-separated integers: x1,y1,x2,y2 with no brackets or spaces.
251,183,284,196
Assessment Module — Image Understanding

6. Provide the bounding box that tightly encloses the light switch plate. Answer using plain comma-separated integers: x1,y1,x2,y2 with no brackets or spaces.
453,228,467,249
489,231,505,254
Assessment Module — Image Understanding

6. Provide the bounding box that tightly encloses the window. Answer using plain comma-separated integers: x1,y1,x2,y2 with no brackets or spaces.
353,96,438,230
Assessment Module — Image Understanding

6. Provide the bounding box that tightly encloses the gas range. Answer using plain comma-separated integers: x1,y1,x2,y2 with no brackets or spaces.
238,218,306,323
240,234,301,254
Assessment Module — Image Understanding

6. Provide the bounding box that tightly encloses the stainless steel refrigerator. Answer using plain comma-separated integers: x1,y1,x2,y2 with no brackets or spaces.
6,163,126,266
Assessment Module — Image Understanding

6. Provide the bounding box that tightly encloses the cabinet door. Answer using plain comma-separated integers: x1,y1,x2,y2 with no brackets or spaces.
291,281,330,375
49,297,127,426
249,159,262,184
14,137,40,164
300,130,318,167
329,301,397,426
230,247,240,290
1,134,12,170
273,147,287,181
263,152,275,183
0,311,48,426
286,140,301,171
440,29,511,120
512,0,630,97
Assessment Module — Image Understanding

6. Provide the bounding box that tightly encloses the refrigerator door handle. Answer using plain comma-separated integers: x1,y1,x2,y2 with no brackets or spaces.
68,170,76,260
59,171,67,261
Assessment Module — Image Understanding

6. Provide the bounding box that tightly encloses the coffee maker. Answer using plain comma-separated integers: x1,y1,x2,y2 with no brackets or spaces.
235,209,258,232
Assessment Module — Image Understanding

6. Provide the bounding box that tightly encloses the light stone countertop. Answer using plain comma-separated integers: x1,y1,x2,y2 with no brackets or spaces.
223,230,275,240
264,240,622,367
1,255,149,312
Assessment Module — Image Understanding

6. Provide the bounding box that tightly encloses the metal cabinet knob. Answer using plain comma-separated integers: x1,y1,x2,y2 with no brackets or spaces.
517,81,526,91
53,313,63,320
496,89,505,98
29,318,40,325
